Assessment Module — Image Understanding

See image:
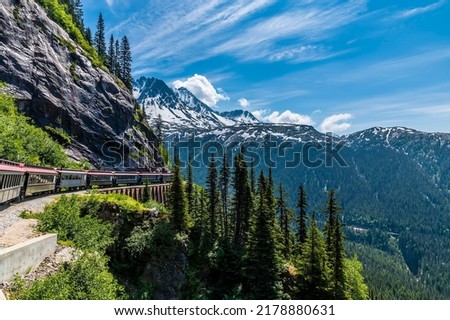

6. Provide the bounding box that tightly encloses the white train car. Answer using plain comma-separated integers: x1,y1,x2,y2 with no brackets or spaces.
0,161,26,204
58,169,88,190
23,166,58,196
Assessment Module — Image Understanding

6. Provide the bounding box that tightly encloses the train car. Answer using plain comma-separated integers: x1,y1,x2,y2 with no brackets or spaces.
139,172,173,184
114,172,140,186
0,160,26,204
23,165,58,196
58,169,88,191
87,171,114,187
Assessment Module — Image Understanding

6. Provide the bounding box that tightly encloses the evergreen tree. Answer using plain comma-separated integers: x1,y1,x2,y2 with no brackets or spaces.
206,153,219,241
114,39,121,77
84,27,92,45
296,185,308,254
120,36,133,90
324,190,346,299
69,0,84,31
219,152,230,239
277,183,292,259
169,154,188,232
107,34,115,74
155,114,163,145
94,13,107,59
186,155,194,217
232,151,252,250
298,212,331,299
249,159,255,194
243,171,280,299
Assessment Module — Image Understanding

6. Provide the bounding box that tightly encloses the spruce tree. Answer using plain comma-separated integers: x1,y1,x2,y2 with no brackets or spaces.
186,155,194,217
114,39,121,77
84,27,92,45
169,154,188,232
206,153,219,241
232,151,251,250
243,171,279,299
107,34,115,74
298,212,331,299
249,158,255,194
324,190,346,299
94,13,107,59
277,183,292,259
296,185,308,254
219,152,230,239
69,0,84,31
120,36,133,90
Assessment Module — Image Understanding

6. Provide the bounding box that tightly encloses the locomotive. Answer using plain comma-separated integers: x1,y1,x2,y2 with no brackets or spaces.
0,159,172,205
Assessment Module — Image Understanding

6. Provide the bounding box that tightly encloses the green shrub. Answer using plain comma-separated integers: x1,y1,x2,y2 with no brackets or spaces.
10,253,125,300
38,195,115,251
0,92,81,168
36,0,102,67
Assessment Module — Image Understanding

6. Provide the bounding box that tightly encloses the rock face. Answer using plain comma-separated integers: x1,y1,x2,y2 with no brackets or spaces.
0,0,162,168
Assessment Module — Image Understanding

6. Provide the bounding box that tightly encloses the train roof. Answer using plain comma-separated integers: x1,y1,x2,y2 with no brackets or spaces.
23,166,58,175
114,171,140,176
0,164,26,173
87,171,114,176
139,172,172,176
57,169,88,175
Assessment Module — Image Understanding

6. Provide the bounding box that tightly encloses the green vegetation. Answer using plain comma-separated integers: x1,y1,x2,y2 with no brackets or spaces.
168,151,369,300
9,253,125,300
0,91,80,168
36,0,102,66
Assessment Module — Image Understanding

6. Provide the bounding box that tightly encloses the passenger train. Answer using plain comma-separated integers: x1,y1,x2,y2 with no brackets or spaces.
0,159,172,205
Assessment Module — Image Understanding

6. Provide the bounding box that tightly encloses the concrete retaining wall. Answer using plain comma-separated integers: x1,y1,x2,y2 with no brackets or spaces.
0,234,57,283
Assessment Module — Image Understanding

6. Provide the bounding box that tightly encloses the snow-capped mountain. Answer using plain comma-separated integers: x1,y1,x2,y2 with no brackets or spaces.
133,77,259,131
220,110,260,124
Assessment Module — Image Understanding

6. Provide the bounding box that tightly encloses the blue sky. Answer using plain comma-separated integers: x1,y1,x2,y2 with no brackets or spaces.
83,0,450,133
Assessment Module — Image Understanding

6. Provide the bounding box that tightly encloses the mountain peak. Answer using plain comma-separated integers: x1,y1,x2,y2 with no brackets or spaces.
134,77,259,130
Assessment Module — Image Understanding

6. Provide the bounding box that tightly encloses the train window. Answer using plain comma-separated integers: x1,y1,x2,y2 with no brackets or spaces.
0,175,3,189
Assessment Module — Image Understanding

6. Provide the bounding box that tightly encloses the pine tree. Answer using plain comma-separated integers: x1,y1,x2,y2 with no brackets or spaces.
219,152,230,239
277,183,292,259
84,27,92,45
243,171,280,299
114,39,121,77
324,190,346,299
107,34,115,74
69,0,84,31
232,151,252,250
249,159,255,194
169,154,188,232
298,212,331,299
186,155,194,217
120,36,133,90
94,13,107,59
296,185,308,254
155,114,163,145
206,153,219,241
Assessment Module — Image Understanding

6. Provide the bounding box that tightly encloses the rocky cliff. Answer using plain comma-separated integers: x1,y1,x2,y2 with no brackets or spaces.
0,0,162,168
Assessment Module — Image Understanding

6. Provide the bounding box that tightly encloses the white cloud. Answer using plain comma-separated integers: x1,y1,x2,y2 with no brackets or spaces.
253,109,314,125
238,98,250,108
397,0,445,18
173,74,229,107
105,0,114,7
313,109,322,114
319,113,352,132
